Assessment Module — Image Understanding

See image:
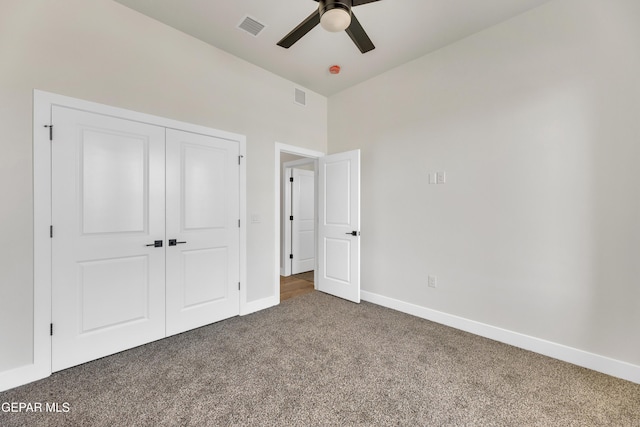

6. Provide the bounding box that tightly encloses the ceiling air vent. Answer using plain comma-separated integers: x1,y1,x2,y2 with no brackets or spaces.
238,16,265,37
294,88,306,106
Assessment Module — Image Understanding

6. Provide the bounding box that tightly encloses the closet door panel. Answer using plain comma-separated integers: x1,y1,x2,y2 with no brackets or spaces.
51,106,166,372
165,129,240,336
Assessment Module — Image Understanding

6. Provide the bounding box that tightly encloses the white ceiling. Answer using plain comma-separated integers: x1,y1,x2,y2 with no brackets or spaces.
113,0,553,96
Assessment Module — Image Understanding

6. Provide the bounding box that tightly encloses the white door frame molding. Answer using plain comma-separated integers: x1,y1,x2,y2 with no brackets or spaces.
10,89,247,393
274,143,324,303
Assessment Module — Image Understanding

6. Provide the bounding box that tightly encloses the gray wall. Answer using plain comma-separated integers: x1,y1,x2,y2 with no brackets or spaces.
0,0,327,373
328,0,640,366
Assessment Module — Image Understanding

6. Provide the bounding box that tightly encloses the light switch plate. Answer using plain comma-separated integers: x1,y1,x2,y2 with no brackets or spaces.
428,275,437,288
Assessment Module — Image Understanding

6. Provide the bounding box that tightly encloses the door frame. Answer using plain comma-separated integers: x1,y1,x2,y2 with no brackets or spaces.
28,90,246,391
274,143,324,302
282,159,316,277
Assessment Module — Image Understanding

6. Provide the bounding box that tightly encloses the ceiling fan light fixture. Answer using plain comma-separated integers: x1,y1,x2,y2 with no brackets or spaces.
277,0,377,54
320,6,351,32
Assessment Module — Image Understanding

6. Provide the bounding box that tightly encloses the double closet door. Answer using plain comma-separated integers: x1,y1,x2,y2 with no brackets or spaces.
51,107,240,372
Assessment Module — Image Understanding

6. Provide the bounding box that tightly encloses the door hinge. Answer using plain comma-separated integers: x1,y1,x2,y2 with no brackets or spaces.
289,254,293,259
238,219,240,228
238,155,244,165
44,124,53,141
50,323,53,336
238,282,241,290
289,177,293,182
290,215,293,221
50,225,53,238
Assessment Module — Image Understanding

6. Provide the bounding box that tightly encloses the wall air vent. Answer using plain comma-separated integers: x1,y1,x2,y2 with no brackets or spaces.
294,88,306,106
238,16,265,37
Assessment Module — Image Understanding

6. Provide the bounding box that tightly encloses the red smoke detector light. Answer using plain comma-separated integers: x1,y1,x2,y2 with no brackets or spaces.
329,65,341,74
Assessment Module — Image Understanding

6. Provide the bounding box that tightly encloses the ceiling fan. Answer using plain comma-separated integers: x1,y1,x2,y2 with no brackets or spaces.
277,0,381,54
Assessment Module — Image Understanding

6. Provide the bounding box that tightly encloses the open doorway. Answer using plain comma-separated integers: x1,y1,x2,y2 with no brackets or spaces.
280,153,316,301
274,143,361,304
275,143,324,302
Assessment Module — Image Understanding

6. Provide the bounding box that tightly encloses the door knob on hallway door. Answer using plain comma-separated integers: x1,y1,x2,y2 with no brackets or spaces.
168,239,187,246
345,231,360,236
146,240,163,247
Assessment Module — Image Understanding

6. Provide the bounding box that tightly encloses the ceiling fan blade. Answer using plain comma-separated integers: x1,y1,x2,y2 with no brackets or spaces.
352,0,382,6
277,10,321,49
345,12,375,53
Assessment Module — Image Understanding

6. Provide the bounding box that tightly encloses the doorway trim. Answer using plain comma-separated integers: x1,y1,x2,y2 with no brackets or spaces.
274,143,324,303
22,90,246,392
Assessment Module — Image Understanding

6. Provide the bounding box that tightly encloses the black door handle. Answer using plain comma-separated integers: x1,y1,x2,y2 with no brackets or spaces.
168,239,187,246
146,240,163,247
345,231,360,236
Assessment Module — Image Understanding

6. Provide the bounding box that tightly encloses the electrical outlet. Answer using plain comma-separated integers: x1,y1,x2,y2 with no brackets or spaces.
428,173,437,184
428,275,437,288
436,171,446,184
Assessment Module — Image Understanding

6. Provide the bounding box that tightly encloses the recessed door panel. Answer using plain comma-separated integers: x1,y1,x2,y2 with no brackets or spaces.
81,131,147,235
183,248,228,308
166,129,239,336
52,106,166,372
79,256,149,333
183,145,227,230
324,160,350,226
324,238,350,283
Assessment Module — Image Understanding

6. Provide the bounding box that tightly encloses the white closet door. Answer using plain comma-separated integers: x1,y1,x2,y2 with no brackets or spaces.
291,168,315,274
165,129,240,336
51,106,166,372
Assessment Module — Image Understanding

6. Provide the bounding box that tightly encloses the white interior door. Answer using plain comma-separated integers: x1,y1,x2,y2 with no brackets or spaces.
51,106,166,372
165,129,240,336
317,150,361,303
291,168,315,274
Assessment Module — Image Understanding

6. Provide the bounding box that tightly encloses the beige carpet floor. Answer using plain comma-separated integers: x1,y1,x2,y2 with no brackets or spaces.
1,291,639,426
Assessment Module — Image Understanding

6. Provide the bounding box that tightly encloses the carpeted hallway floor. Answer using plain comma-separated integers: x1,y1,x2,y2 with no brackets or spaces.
1,291,639,426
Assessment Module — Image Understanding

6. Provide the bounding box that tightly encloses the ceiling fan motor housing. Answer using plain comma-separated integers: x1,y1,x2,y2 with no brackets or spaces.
319,0,352,15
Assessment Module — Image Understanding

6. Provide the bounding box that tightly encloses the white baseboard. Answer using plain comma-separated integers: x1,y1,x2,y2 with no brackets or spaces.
0,364,50,393
361,290,640,384
240,295,278,316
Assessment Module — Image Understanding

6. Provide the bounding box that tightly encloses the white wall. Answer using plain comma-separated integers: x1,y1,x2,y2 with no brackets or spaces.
328,0,640,368
0,0,326,374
